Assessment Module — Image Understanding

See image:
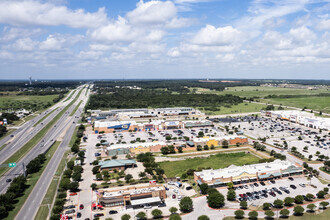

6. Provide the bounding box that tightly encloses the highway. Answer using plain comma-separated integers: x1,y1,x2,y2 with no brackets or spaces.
0,89,77,164
0,87,85,194
15,87,89,220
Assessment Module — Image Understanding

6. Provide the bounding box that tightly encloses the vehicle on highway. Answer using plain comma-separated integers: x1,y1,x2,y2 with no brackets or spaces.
6,179,11,183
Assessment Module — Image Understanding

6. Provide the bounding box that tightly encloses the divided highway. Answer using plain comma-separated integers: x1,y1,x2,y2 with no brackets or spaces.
16,87,90,220
0,87,84,193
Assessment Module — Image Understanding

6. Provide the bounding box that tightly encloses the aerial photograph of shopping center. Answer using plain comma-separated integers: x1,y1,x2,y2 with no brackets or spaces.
0,1,330,220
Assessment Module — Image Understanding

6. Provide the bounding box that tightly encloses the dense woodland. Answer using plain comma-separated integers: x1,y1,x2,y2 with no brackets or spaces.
87,89,243,110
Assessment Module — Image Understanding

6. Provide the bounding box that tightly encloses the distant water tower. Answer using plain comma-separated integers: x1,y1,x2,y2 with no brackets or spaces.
29,76,32,85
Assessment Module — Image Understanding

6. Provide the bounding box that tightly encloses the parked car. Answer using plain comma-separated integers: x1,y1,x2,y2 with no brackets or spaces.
79,204,84,210
144,204,152,209
69,192,77,196
158,202,166,207
109,210,118,214
290,184,296,189
94,213,104,217
65,209,75,214
77,212,82,218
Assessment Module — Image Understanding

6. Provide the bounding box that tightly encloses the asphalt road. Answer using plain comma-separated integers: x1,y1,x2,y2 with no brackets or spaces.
0,89,77,164
0,87,84,194
15,87,89,220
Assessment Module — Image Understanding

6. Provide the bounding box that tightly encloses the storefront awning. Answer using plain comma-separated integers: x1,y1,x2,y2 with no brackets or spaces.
131,197,161,206
272,172,282,177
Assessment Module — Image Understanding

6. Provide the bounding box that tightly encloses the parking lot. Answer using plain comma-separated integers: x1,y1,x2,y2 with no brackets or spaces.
222,116,330,161
218,176,325,206
97,126,224,147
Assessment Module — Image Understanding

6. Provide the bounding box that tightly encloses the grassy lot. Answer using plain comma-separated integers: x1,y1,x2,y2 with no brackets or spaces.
0,89,82,176
199,102,265,115
34,107,58,127
158,152,260,178
223,207,330,220
3,141,60,220
0,93,59,111
261,96,330,113
192,86,328,98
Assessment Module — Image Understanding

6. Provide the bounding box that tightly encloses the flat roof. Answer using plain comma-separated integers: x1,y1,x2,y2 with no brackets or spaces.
130,197,161,206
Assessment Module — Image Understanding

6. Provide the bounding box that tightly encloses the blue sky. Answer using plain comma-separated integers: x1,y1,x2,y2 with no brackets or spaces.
0,0,330,79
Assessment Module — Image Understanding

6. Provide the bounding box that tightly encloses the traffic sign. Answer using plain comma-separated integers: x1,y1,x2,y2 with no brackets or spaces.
8,163,16,167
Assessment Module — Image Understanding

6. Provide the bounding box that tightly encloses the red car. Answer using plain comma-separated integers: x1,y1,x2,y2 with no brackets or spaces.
70,192,77,196
80,204,84,210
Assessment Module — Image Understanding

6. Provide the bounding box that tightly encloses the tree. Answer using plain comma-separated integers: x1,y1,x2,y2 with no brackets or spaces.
96,173,102,180
59,178,70,190
169,214,181,220
234,210,244,219
307,204,316,212
68,181,79,192
248,211,258,220
317,190,325,198
227,189,236,201
306,193,314,201
63,169,72,178
169,145,176,154
263,202,271,210
207,190,225,208
136,212,146,220
90,183,97,190
197,145,202,151
178,146,183,153
0,206,8,219
92,166,100,174
323,187,329,193
166,136,171,141
280,209,290,218
273,199,283,208
139,172,146,179
179,197,193,213
78,151,85,158
161,147,169,155
203,145,209,150
151,209,162,218
199,183,208,195
227,182,234,189
240,200,247,209
284,197,294,206
121,214,131,220
125,174,133,183
294,195,304,204
169,207,178,214
198,215,210,220
72,172,81,182
293,206,304,216
264,210,274,218
222,140,229,148
320,201,329,209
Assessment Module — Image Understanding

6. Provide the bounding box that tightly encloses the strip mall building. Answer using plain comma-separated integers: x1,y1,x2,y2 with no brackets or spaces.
93,120,213,133
193,135,248,147
194,160,303,187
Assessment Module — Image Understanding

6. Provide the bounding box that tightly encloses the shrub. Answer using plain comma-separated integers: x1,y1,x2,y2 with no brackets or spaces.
234,210,244,219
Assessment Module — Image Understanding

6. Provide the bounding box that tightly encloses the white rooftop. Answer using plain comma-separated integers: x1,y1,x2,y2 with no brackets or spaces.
195,160,295,181
193,135,246,143
108,141,166,150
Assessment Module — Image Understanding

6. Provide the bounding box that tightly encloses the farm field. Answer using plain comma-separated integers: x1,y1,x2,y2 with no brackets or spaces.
191,86,329,98
262,96,330,114
0,94,59,111
158,152,260,178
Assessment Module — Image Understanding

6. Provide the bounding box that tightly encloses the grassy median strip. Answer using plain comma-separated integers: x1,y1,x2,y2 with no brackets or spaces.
70,100,82,117
33,107,58,127
4,141,61,220
64,90,75,102
0,89,82,177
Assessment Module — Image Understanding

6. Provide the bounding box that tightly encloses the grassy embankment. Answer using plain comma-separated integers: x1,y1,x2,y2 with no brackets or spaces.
0,89,82,177
158,152,260,177
4,141,61,220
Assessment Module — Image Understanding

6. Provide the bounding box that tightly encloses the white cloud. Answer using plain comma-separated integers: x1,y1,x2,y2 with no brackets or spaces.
12,38,38,51
317,19,330,30
0,0,107,28
39,35,64,50
216,53,234,62
127,0,177,25
289,26,316,44
0,27,43,42
167,47,181,57
191,25,244,46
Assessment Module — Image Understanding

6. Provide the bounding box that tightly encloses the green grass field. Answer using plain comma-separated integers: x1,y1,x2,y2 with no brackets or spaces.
192,86,328,98
0,94,59,111
200,102,267,115
261,96,330,113
3,141,60,220
158,152,260,178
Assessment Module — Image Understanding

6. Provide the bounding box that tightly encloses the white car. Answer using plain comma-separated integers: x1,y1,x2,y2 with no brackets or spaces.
144,205,152,209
